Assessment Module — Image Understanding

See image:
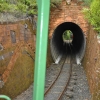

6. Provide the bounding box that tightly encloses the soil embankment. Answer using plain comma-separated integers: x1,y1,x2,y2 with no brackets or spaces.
83,25,100,99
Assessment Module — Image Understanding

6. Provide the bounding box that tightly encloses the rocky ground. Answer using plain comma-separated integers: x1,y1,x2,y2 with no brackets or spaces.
0,13,27,23
14,63,61,100
14,63,91,100
62,64,91,100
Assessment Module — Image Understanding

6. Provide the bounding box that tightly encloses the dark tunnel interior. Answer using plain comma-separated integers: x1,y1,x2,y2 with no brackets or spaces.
50,22,86,62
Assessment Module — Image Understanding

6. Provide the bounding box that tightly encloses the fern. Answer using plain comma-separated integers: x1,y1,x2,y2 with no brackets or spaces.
0,0,37,15
83,0,93,6
83,0,100,32
51,0,61,8
0,0,61,16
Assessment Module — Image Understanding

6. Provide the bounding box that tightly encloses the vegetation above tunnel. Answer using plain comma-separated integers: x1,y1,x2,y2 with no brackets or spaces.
83,0,100,33
83,0,93,6
0,0,61,16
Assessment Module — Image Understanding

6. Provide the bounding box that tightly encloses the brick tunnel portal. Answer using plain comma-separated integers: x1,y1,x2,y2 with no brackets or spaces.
50,22,86,64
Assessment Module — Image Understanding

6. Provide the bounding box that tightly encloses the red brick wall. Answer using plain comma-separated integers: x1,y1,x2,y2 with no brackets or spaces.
49,1,100,99
83,25,100,99
0,20,35,49
49,0,88,39
0,19,36,98
0,19,36,80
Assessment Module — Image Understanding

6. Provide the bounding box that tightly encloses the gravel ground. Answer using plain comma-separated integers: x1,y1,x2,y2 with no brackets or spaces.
62,64,91,100
45,63,62,91
14,63,62,100
45,63,71,100
14,63,91,100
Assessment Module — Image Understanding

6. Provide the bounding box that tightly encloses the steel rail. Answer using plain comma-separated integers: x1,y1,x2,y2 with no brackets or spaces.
44,57,73,100
58,42,73,100
58,43,73,100
45,41,73,100
57,56,73,100
44,57,66,95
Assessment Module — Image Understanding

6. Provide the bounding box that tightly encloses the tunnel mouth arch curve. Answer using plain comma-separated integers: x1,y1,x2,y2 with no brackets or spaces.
50,22,86,64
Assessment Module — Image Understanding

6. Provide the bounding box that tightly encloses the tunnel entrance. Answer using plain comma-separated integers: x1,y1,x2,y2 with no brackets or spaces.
50,22,86,64
62,30,73,44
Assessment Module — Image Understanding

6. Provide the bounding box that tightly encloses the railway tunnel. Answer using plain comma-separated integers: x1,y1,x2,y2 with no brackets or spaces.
50,22,86,64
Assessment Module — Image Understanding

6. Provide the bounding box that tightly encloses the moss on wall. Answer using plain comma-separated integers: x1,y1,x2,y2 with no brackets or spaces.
0,18,53,99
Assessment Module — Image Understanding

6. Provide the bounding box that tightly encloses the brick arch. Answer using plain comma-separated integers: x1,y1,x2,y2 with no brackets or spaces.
49,0,88,38
50,22,86,63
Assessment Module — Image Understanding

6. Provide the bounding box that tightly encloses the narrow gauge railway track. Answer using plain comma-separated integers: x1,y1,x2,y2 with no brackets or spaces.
45,57,66,94
44,55,73,100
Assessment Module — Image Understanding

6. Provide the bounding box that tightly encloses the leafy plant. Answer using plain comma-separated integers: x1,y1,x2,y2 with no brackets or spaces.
51,0,61,9
83,0,93,6
83,0,100,32
63,30,73,40
0,0,61,16
0,0,37,15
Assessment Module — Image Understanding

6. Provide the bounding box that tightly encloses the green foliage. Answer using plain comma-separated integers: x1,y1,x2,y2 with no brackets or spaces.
0,2,12,12
0,0,61,16
0,0,37,15
83,0,93,6
51,0,61,8
83,0,100,32
63,30,73,40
